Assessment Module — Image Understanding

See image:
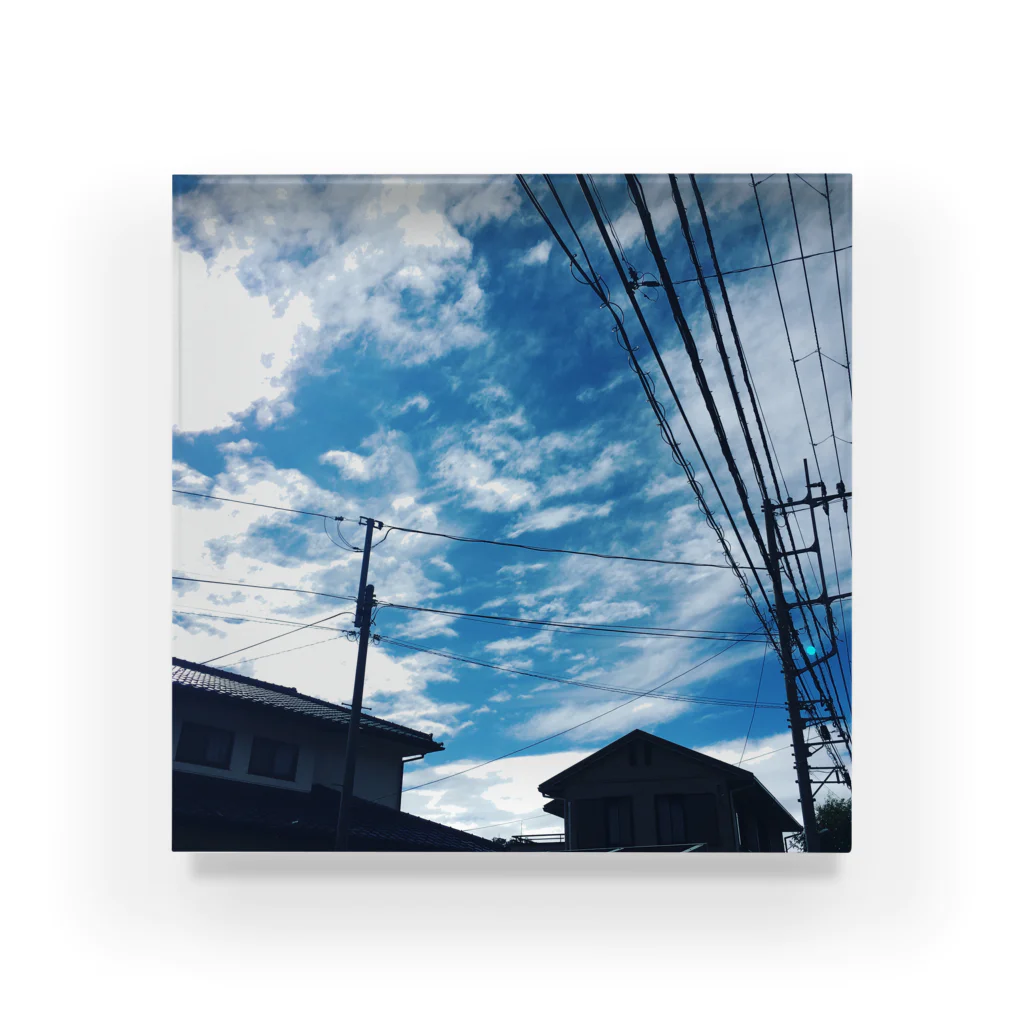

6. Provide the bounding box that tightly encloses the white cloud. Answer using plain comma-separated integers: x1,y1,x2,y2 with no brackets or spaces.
507,501,613,538
319,429,417,490
395,394,430,415
319,449,371,479
402,748,591,837
576,373,628,403
174,243,319,433
496,562,547,579
469,382,512,408
217,439,258,455
520,240,552,266
447,177,521,231
643,472,690,499
436,446,537,513
483,633,553,656
544,442,632,498
172,460,212,490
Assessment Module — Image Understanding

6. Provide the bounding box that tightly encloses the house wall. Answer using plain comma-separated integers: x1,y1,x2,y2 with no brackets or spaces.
172,689,407,810
555,738,739,851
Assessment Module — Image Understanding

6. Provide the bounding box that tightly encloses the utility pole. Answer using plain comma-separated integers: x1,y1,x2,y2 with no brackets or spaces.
765,502,820,852
763,461,853,854
334,515,380,851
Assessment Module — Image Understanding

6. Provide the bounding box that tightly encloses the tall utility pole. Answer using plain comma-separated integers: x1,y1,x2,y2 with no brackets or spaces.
334,515,381,851
763,462,852,854
765,505,820,852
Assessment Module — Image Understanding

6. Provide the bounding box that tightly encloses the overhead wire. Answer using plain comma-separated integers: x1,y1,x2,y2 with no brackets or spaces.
657,174,773,508
824,174,853,389
219,634,350,670
380,600,770,643
738,640,770,766
679,174,850,746
377,633,787,709
195,608,354,666
173,574,358,604
174,489,753,571
460,813,552,834
669,245,852,286
783,174,854,713
398,639,749,798
785,174,851,544
174,574,762,642
531,173,777,651
173,488,342,520
379,519,757,570
751,175,854,716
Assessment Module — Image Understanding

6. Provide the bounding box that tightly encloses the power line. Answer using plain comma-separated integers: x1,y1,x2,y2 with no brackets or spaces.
195,608,353,665
737,743,791,765
824,174,852,389
380,520,759,570
173,574,357,604
794,174,828,199
662,174,773,507
537,174,777,650
751,175,854,716
461,813,553,833
670,245,852,286
173,490,753,571
377,633,786,709
783,175,854,715
173,488,343,520
175,574,761,642
738,640,770,765
174,606,350,633
399,639,748,797
380,600,769,643
219,634,350,670
649,174,771,566
680,175,851,745
786,174,849,521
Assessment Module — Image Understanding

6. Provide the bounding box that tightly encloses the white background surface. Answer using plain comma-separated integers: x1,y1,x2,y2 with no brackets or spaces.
2,2,1017,1019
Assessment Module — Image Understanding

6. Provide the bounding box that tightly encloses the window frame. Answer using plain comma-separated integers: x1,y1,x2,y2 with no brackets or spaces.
247,734,300,782
175,720,235,770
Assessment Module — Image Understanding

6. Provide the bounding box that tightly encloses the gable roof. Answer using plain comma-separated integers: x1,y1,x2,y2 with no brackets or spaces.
538,729,800,832
172,658,443,753
173,770,495,852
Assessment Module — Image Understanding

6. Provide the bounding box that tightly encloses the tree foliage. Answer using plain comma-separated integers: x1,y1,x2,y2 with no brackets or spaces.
790,794,852,852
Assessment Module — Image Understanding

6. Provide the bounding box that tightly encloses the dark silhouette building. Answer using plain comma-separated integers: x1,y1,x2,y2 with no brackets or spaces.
172,659,493,852
537,729,800,851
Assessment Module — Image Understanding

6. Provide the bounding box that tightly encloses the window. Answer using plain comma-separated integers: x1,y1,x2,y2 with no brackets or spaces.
176,721,234,769
603,796,634,848
685,793,721,847
656,792,721,848
572,796,634,850
247,736,299,781
656,794,687,845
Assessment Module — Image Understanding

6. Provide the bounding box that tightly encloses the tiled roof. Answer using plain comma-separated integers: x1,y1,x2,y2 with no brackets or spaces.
172,770,495,852
172,658,442,752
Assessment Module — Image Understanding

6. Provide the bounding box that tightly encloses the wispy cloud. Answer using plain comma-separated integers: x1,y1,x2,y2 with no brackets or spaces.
507,501,614,538
519,240,552,266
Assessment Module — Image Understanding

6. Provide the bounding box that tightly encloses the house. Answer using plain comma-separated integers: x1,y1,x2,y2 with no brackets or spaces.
172,658,494,852
537,729,801,852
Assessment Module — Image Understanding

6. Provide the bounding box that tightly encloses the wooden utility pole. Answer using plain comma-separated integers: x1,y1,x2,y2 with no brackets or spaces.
333,515,380,851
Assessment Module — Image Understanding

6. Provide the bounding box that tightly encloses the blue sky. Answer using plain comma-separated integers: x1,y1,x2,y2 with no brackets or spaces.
172,174,851,836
